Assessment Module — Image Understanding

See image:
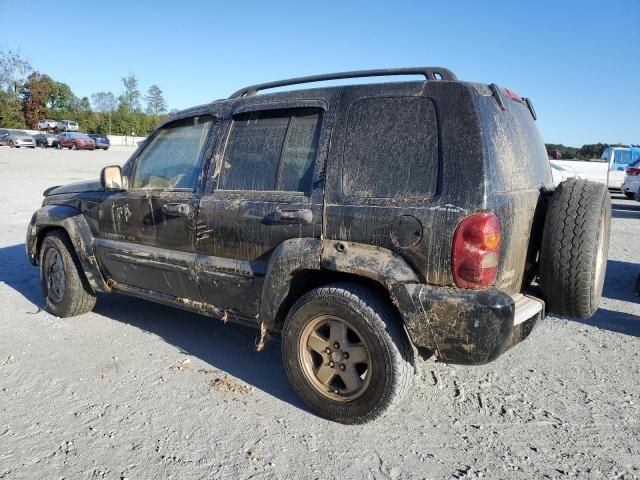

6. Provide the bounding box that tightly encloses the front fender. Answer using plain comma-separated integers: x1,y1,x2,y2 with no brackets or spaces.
26,205,110,293
258,238,419,328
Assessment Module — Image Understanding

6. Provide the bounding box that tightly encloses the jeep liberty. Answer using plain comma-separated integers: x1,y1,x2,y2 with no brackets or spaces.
26,68,611,423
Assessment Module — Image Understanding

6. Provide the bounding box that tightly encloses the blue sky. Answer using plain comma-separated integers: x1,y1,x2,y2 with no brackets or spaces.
1,0,638,146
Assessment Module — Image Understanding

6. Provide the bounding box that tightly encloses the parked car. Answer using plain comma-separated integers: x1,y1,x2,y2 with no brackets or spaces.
57,132,95,150
57,120,79,132
551,146,640,190
26,67,611,424
550,162,580,185
34,133,59,148
87,133,110,150
38,119,59,130
621,159,640,200
0,130,36,148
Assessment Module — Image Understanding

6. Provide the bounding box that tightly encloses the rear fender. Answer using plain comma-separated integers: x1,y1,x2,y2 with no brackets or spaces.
258,238,419,329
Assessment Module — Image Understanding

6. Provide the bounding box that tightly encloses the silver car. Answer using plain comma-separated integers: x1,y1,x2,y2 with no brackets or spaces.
37,119,59,130
58,120,79,132
0,130,36,148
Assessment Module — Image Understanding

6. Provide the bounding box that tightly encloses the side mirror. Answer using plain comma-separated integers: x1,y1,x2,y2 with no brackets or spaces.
100,165,126,190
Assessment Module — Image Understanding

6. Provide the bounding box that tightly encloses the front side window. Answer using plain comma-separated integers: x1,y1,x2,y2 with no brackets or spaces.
132,115,213,190
220,108,321,192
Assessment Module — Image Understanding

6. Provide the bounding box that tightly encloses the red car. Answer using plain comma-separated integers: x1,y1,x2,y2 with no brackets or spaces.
57,132,95,150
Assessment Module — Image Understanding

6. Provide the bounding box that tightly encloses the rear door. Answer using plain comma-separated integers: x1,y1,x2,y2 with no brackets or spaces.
196,99,330,318
95,115,217,300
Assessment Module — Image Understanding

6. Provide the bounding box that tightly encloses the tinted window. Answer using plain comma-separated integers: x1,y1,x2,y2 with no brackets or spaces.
342,97,438,198
220,108,321,192
132,116,213,190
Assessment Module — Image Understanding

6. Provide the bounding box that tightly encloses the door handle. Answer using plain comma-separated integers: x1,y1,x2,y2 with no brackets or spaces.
162,203,191,216
264,208,313,225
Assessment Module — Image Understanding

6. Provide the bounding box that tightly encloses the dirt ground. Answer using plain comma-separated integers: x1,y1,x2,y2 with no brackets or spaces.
1,146,639,480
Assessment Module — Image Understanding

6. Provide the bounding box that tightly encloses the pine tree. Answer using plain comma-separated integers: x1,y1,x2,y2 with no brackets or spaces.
144,84,167,115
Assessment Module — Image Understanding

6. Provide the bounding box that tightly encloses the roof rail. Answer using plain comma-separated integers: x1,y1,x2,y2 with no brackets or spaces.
229,67,457,99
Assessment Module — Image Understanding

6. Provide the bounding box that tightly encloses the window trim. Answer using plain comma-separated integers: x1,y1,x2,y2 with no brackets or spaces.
216,106,324,194
129,115,215,193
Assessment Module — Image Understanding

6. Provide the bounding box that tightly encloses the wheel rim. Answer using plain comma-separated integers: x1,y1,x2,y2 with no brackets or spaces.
44,247,65,303
298,315,372,402
593,213,607,299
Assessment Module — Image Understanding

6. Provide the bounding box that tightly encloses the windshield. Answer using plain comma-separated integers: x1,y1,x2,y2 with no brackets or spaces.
16,131,29,135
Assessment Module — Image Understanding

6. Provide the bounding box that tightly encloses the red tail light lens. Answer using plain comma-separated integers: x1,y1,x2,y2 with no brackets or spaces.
452,212,501,289
626,167,640,176
504,88,525,104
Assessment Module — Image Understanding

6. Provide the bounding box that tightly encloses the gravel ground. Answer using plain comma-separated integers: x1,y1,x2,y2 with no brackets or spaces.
1,146,639,480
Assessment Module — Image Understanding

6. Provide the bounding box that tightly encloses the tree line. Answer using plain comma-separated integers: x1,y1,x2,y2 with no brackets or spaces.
0,48,172,136
545,143,638,160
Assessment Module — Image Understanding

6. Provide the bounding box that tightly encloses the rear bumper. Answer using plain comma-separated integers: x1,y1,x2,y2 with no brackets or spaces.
392,284,545,365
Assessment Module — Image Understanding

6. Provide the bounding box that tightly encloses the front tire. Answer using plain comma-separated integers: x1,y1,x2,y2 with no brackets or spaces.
72,143,78,150
624,191,635,200
39,230,96,317
282,283,413,424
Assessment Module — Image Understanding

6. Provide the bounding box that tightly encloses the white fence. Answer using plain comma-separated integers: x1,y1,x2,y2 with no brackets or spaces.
23,129,146,147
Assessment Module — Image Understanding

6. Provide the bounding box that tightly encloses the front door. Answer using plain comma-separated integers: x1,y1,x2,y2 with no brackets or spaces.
196,103,328,318
95,115,216,300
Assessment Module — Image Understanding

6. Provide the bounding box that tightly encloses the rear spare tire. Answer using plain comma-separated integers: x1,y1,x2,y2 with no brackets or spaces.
539,179,611,319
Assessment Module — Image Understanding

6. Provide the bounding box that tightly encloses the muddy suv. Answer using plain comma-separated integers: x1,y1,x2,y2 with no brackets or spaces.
26,68,611,424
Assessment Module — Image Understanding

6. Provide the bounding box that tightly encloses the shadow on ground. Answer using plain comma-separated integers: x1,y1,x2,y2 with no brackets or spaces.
0,243,305,410
1,242,638,402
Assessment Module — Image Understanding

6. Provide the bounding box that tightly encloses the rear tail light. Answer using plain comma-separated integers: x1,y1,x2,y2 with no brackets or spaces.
626,167,640,176
452,212,501,289
504,88,525,104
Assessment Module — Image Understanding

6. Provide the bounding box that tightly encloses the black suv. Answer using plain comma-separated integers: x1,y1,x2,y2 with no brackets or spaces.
26,68,611,423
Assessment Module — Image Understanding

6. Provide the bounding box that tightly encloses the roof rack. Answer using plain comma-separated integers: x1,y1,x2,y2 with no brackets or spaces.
229,67,457,99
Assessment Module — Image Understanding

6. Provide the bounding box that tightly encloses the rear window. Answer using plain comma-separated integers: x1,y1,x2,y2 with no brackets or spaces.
480,95,552,191
342,97,438,198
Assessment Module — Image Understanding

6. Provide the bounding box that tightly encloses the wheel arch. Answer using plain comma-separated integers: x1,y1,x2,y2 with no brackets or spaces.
28,205,110,293
259,238,420,335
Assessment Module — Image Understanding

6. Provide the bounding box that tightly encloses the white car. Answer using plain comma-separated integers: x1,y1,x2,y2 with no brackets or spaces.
550,162,580,185
551,147,640,190
621,160,640,200
37,119,58,130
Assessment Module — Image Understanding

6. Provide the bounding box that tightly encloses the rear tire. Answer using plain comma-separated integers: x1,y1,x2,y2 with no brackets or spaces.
624,192,635,200
282,283,413,424
72,143,78,150
539,179,611,319
39,230,96,317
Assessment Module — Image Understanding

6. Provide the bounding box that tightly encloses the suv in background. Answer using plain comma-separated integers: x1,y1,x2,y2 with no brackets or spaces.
26,68,611,424
57,132,95,150
622,159,640,200
87,133,110,150
57,120,79,132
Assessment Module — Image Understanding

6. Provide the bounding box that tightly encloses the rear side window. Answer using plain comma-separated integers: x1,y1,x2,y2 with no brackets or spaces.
342,97,438,198
220,108,321,193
